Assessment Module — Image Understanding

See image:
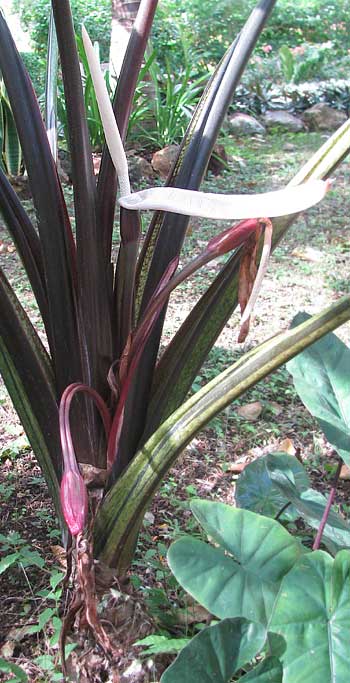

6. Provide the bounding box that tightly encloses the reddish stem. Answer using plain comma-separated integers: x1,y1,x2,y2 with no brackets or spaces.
312,459,342,551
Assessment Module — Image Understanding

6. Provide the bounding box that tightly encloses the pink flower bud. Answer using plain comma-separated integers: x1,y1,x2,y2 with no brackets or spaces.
206,218,259,256
60,470,88,536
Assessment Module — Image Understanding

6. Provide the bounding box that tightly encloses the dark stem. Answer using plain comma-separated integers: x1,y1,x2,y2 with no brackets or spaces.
312,458,342,551
274,501,291,521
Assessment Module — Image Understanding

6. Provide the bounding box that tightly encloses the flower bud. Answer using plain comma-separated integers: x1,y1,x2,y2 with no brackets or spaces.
60,470,88,536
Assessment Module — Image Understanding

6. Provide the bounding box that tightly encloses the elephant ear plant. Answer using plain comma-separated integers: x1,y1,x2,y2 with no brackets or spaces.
1,0,350,661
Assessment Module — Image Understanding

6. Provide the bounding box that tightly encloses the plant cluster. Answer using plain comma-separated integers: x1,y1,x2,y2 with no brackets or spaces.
0,0,350,677
162,326,350,681
231,78,350,118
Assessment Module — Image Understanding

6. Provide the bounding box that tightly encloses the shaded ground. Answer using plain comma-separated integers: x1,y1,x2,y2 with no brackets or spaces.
0,130,350,681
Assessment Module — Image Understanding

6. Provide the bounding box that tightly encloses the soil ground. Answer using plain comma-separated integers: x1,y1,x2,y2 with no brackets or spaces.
1,130,350,681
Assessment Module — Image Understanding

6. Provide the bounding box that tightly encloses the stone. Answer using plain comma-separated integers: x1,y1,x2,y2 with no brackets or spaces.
262,110,305,132
302,103,347,131
151,144,179,177
128,154,154,183
227,112,266,136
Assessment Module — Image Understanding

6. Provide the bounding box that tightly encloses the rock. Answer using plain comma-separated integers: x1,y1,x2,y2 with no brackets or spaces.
128,154,154,183
262,110,305,132
208,143,229,175
227,113,266,136
151,144,179,177
302,103,347,131
57,148,72,182
237,401,263,421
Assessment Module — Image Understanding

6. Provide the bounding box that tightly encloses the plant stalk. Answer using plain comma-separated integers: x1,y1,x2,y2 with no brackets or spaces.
312,459,343,551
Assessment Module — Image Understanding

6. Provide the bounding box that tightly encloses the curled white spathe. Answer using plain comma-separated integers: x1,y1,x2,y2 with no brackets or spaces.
82,27,330,222
119,180,330,219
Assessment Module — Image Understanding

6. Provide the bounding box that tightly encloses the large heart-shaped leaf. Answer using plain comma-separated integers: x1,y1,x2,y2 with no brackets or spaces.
269,550,350,682
239,657,283,682
236,452,309,518
167,500,301,625
287,317,350,466
160,618,266,683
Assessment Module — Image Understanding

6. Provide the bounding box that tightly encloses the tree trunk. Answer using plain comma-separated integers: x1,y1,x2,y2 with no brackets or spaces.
110,0,141,79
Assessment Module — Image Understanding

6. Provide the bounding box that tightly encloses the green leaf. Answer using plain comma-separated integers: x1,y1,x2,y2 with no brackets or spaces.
235,452,309,518
0,552,20,574
27,607,55,635
160,618,266,683
167,501,301,625
268,472,350,553
50,571,65,590
19,548,45,569
269,550,350,682
34,655,55,671
279,45,295,82
2,96,22,176
287,319,350,466
239,657,283,682
0,658,27,682
134,634,190,656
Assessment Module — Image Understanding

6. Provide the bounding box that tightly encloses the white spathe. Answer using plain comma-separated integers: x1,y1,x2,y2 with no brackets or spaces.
82,26,330,220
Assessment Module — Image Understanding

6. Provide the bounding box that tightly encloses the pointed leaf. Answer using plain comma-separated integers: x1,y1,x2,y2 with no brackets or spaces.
287,318,350,466
167,502,301,625
52,0,113,398
45,9,59,160
0,334,61,519
0,12,80,392
269,550,350,682
0,167,49,335
160,618,266,683
235,452,310,518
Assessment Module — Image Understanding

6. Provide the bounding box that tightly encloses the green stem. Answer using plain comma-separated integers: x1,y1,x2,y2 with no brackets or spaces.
95,295,350,571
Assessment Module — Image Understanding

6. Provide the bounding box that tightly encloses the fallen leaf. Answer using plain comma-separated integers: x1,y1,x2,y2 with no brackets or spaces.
277,438,296,455
340,465,350,480
237,401,262,421
227,462,247,473
291,246,323,262
0,626,28,657
175,604,211,625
